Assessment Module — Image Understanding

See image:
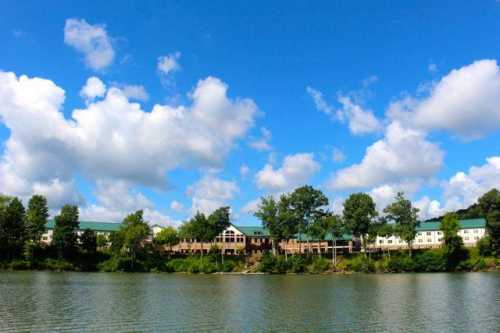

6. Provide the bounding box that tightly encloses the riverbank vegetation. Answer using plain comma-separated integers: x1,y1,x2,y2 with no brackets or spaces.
1,188,499,274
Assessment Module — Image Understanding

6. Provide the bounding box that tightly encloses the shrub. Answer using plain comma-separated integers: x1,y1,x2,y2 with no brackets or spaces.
274,256,290,273
258,253,277,273
477,236,493,257
290,256,306,273
387,256,415,272
9,260,31,270
375,258,390,273
347,256,375,273
43,259,74,271
307,257,330,273
414,251,445,272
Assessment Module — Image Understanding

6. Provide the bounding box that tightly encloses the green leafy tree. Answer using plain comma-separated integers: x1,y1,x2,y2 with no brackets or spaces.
208,206,231,264
383,192,420,257
52,205,79,259
190,212,211,259
96,234,108,249
478,189,500,256
0,197,26,260
118,210,151,269
25,195,49,243
289,186,329,254
343,193,378,257
440,213,467,270
80,229,97,254
255,196,281,256
178,220,196,255
154,226,179,255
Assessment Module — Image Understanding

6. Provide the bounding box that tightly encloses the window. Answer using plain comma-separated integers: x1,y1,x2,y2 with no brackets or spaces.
379,240,384,244
437,231,442,235
474,236,479,240
464,237,469,241
463,230,468,234
427,238,432,243
418,239,423,243
388,240,393,244
426,232,431,236
438,238,443,242
42,236,48,241
474,229,479,233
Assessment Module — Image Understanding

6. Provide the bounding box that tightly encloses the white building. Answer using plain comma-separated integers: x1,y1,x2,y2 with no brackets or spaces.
371,218,486,250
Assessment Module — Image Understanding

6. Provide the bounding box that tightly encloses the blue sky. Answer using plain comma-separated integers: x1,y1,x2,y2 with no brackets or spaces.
1,1,500,225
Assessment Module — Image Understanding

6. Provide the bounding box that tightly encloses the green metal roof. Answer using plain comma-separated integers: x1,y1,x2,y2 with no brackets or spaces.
234,225,270,237
46,220,121,232
416,218,485,232
296,233,353,241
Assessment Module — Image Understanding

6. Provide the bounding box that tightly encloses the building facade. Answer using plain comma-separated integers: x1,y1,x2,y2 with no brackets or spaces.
41,220,164,244
370,218,486,251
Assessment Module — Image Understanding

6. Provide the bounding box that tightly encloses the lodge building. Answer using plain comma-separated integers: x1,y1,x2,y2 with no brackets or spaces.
40,218,487,254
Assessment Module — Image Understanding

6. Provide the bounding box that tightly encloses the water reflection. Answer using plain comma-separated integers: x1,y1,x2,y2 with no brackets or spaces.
0,272,499,332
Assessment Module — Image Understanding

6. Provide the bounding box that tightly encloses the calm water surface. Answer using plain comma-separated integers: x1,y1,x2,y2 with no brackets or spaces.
0,272,499,332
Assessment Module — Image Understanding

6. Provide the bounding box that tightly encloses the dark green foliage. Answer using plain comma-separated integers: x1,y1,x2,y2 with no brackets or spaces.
52,205,79,259
383,192,420,257
154,226,179,253
80,229,97,253
441,213,469,270
289,256,306,273
343,193,377,255
25,195,49,243
0,197,26,260
346,256,375,273
477,236,493,257
308,257,330,273
478,189,500,256
414,251,445,272
387,256,416,272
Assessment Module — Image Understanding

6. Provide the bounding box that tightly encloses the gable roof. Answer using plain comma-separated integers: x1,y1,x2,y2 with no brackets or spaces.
234,225,270,237
416,218,485,232
46,220,121,232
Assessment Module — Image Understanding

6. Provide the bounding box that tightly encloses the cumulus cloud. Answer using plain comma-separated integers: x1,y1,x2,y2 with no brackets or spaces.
80,77,106,102
241,198,261,214
329,121,443,190
158,52,181,76
80,180,178,226
255,153,320,192
0,71,257,214
64,18,114,71
187,175,239,215
306,86,382,135
249,127,272,151
388,59,500,139
120,84,149,101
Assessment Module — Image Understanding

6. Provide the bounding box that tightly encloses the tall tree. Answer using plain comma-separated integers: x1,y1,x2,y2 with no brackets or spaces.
326,214,345,266
154,226,179,256
383,192,420,257
478,189,500,256
208,206,231,264
25,195,49,243
255,196,281,256
119,210,151,269
0,197,26,260
53,205,79,259
80,229,97,254
178,220,196,255
289,186,329,254
190,212,211,259
343,193,378,257
440,213,467,270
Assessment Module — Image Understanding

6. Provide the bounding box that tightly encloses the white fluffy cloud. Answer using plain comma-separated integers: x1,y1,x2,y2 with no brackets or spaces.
388,59,500,139
0,71,257,213
187,175,239,215
336,94,382,135
120,84,149,101
306,86,382,135
158,52,181,76
64,18,114,71
170,200,184,213
442,156,500,211
249,127,272,151
329,121,443,190
255,153,320,192
80,180,177,226
80,77,106,102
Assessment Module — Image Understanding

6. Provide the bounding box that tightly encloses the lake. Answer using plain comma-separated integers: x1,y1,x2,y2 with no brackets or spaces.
0,272,498,332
